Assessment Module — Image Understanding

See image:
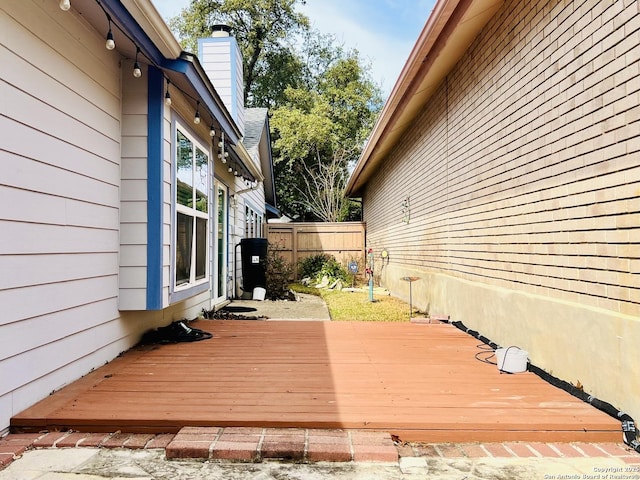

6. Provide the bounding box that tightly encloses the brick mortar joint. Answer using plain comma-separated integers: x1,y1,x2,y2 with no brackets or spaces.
255,428,266,461
347,431,355,461
207,428,224,456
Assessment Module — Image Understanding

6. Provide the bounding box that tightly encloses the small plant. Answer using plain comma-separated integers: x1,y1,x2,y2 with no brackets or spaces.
265,241,294,300
298,253,349,286
298,253,334,279
318,256,348,282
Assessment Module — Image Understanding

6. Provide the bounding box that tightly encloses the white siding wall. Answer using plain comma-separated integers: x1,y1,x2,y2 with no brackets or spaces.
0,1,212,433
0,1,126,429
119,62,149,310
199,37,245,136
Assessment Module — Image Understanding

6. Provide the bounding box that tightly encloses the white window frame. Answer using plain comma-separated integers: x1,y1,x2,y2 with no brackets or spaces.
173,123,211,294
245,203,264,238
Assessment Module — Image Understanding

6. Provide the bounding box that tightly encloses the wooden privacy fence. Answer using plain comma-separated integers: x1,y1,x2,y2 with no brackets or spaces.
266,222,365,279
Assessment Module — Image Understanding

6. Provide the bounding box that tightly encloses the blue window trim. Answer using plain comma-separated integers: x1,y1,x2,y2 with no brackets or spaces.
146,66,164,310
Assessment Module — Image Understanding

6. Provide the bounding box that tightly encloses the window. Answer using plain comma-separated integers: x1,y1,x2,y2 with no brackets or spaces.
245,204,263,238
175,128,209,289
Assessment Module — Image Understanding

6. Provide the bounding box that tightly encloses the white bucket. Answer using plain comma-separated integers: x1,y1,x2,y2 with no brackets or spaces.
253,287,266,301
495,347,528,373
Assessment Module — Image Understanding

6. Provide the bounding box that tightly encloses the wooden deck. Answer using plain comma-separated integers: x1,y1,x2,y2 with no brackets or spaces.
12,321,620,442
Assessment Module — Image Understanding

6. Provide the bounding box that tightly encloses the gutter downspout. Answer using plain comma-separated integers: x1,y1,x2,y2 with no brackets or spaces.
230,181,263,299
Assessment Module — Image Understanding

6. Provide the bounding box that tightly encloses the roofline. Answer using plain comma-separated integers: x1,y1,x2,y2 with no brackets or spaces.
345,0,504,197
102,0,244,146
121,0,183,57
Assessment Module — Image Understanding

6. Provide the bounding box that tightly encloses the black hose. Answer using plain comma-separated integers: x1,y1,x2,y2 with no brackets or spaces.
450,319,640,453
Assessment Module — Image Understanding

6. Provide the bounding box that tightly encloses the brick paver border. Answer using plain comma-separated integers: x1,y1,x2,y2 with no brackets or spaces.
1,428,638,471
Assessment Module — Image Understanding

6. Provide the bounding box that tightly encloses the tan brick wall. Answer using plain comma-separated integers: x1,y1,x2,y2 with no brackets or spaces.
363,0,640,421
365,0,640,317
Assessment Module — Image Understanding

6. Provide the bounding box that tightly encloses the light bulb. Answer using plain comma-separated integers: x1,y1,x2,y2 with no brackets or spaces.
132,47,141,78
165,90,171,106
59,0,71,11
209,125,215,137
228,166,232,172
193,101,201,124
105,28,115,50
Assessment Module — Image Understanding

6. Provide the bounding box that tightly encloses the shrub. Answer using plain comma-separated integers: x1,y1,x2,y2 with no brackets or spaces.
318,256,348,282
298,253,349,285
265,241,294,300
298,253,334,279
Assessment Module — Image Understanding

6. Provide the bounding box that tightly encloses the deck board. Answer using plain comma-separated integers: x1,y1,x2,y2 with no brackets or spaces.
11,320,620,442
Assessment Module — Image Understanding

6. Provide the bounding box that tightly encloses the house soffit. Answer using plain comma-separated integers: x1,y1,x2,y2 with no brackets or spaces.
346,0,504,197
75,0,243,146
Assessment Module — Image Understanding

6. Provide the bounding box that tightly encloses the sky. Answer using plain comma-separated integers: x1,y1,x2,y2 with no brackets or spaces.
151,0,436,97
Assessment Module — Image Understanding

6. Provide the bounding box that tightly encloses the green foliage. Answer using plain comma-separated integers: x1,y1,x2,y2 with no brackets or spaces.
271,51,383,220
169,0,309,106
340,199,362,222
169,1,383,221
298,253,334,279
264,241,294,300
298,254,348,284
318,257,348,282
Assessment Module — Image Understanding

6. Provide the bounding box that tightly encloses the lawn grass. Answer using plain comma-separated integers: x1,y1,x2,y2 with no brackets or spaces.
290,283,412,322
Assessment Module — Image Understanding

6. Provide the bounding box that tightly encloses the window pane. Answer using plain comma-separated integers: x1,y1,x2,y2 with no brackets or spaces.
176,131,193,207
195,217,207,280
195,147,208,213
176,212,193,286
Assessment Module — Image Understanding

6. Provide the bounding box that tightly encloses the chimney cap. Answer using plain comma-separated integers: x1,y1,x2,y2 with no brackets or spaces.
211,24,232,37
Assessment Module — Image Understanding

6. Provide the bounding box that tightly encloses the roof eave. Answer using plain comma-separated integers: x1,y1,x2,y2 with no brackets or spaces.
345,0,504,197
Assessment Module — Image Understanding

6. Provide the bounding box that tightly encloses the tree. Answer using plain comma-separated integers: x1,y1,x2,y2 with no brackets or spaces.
270,50,383,220
170,1,384,221
292,149,353,222
169,0,309,106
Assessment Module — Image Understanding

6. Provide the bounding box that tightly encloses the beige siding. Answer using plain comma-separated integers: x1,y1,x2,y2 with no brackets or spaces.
0,0,125,429
119,62,150,309
362,0,639,421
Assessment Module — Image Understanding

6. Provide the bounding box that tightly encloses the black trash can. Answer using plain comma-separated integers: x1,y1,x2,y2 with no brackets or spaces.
240,238,268,293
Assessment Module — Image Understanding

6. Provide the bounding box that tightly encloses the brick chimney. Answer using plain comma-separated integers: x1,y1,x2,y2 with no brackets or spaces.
198,25,245,136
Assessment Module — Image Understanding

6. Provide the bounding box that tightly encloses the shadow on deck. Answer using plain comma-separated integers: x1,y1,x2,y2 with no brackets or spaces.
11,320,620,443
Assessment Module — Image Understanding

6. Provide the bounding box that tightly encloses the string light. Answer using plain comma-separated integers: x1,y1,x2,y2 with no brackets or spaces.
164,79,172,106
194,101,201,124
87,0,248,175
133,47,142,77
105,18,115,50
59,0,71,10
